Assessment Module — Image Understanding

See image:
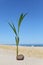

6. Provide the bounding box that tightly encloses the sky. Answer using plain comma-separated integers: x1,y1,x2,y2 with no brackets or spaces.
0,0,43,45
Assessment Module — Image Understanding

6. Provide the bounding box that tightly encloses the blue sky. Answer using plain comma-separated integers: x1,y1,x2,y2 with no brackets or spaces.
0,0,43,45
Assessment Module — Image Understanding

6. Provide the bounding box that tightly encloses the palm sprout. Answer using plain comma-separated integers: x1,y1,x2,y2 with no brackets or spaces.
8,13,27,59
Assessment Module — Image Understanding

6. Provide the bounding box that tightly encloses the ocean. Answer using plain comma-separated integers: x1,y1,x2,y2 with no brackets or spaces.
4,44,43,47
18,44,43,47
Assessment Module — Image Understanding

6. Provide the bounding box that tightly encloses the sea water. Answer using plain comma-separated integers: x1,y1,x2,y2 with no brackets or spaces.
4,44,43,47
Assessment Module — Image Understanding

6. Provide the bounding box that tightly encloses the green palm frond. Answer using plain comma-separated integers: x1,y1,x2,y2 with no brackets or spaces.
8,22,17,36
18,13,27,33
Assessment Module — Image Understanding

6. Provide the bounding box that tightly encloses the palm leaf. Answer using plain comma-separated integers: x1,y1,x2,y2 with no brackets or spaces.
8,22,17,36
18,13,27,33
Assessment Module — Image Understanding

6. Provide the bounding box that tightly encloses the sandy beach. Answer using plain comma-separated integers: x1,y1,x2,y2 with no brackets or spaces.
0,45,43,65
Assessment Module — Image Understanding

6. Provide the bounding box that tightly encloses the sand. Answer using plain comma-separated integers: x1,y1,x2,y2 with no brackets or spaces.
0,45,43,65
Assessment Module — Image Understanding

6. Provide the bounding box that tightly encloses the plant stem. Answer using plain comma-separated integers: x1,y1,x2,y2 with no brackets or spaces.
16,45,18,57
